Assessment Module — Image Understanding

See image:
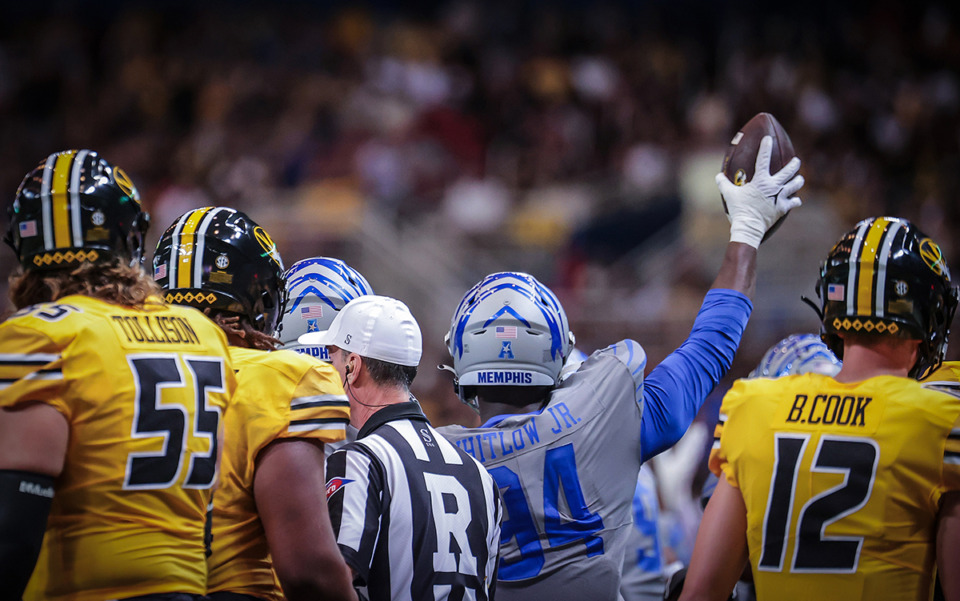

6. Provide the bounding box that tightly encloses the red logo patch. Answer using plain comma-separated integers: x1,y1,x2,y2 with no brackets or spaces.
326,477,353,500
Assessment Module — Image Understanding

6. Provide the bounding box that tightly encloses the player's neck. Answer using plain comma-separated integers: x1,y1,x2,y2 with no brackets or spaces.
835,338,919,382
479,402,540,423
478,396,547,422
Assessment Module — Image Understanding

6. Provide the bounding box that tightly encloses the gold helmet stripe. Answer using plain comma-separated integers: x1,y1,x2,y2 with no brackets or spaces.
848,217,900,318
50,151,77,250
39,153,58,250
68,150,90,247
172,206,214,289
853,218,887,316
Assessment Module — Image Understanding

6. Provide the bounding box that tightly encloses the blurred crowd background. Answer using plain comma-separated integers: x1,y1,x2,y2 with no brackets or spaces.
2,0,959,437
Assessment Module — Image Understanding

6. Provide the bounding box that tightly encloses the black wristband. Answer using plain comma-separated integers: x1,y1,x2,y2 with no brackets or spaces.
0,470,54,601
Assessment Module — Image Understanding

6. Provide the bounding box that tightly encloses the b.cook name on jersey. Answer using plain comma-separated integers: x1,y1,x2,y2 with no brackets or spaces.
476,371,533,384
784,393,872,427
110,314,202,346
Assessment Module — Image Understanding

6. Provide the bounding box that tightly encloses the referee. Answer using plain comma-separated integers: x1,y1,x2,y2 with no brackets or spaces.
300,295,502,601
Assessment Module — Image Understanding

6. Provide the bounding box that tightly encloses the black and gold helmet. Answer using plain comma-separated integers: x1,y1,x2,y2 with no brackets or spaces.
4,150,149,270
818,216,958,378
152,207,285,333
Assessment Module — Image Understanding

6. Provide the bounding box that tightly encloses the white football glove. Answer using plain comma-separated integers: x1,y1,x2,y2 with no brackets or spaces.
717,135,804,248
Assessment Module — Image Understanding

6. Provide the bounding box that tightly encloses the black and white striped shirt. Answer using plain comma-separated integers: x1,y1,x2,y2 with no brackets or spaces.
326,401,502,601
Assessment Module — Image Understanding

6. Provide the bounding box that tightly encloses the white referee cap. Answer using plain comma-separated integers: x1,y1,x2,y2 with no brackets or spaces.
299,295,422,367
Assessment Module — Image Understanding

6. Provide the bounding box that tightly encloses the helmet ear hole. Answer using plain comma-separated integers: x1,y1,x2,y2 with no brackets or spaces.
4,224,18,257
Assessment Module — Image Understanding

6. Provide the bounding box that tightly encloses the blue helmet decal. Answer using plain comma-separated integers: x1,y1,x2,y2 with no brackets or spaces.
276,256,373,349
287,258,371,292
287,281,355,312
483,305,532,329
284,257,373,313
451,272,567,362
750,333,842,378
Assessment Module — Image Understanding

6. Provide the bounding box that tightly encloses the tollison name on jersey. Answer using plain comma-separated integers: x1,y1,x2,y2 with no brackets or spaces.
111,315,202,345
785,394,871,427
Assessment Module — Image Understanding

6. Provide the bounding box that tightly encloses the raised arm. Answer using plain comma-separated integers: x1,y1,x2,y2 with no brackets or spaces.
639,136,802,461
640,288,750,461
711,242,757,297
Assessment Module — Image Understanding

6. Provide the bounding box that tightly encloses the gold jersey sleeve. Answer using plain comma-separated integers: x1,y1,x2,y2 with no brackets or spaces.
208,347,350,599
0,295,236,601
709,373,960,601
922,360,960,399
923,362,960,491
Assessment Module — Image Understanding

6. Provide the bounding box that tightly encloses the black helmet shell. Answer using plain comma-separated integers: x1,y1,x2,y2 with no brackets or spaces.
5,150,149,270
818,216,958,378
153,207,285,333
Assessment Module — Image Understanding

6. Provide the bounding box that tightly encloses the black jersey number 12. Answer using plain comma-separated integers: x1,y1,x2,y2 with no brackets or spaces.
758,433,879,573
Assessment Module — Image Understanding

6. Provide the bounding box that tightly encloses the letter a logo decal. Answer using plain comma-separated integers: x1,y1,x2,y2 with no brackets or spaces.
499,341,514,359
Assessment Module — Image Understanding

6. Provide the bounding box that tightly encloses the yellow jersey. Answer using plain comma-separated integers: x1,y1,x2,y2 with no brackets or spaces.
711,373,960,601
0,295,235,601
207,346,350,600
922,361,960,398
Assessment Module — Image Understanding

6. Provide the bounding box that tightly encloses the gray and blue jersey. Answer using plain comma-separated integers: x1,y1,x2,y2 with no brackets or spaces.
619,465,667,601
437,289,751,600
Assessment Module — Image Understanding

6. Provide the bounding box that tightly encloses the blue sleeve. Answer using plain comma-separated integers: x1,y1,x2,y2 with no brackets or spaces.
639,288,752,462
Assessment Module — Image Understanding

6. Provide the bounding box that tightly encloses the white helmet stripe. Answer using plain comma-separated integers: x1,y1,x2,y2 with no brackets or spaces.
875,219,903,319
167,211,189,289
194,207,230,288
69,150,89,248
40,153,57,250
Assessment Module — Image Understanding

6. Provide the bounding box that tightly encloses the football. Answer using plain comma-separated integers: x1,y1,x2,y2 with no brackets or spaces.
721,112,797,242
722,112,795,185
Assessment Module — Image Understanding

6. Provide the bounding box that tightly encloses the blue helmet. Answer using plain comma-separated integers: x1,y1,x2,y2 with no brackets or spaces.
276,257,373,360
749,333,842,379
444,272,575,406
